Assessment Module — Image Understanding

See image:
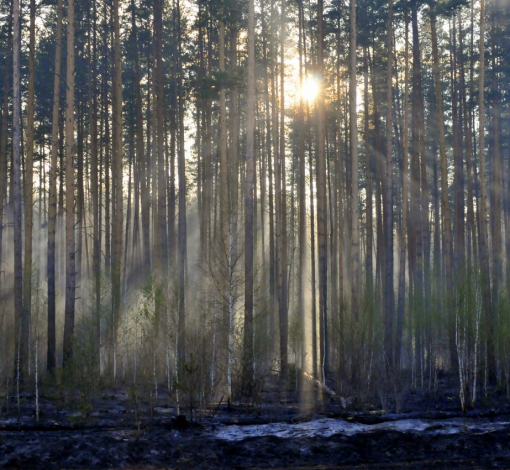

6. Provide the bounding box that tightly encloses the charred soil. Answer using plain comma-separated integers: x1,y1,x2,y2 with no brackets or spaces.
1,378,510,469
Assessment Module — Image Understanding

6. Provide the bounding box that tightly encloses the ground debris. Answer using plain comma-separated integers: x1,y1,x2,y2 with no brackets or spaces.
1,389,510,469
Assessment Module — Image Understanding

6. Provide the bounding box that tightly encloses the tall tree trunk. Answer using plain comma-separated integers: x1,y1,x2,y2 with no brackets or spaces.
63,0,76,366
111,0,123,379
350,0,360,320
396,0,410,369
197,7,210,266
169,3,179,271
103,13,111,276
307,116,318,388
334,32,344,306
410,4,425,384
363,48,372,291
89,0,100,360
131,4,150,280
371,65,384,290
22,0,36,375
384,0,395,366
275,0,289,383
177,0,187,371
154,0,168,280
478,0,494,379
490,11,502,307
267,0,277,367
229,24,239,232
451,18,464,274
297,0,308,390
0,12,11,351
429,0,456,371
410,4,424,299
153,0,168,364
261,0,276,364
47,0,63,374
278,0,288,383
76,107,84,285
316,0,328,382
217,15,231,395
243,0,255,388
123,133,133,293
13,0,24,379
458,11,477,269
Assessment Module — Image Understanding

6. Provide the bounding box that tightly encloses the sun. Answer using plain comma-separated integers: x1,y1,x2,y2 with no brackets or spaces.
299,76,320,104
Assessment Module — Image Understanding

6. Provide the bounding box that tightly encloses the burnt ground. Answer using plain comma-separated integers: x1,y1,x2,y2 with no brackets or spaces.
2,424,510,469
1,380,510,469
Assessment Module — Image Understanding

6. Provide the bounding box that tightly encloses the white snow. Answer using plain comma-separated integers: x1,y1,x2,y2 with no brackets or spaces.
215,417,510,441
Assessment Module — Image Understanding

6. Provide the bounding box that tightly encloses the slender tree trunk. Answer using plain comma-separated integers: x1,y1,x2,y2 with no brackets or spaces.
131,6,150,280
89,0,100,358
297,0,308,389
63,0,76,366
384,0,395,366
110,0,123,379
47,0,63,374
450,18,464,275
104,29,111,276
76,106,84,286
396,0,409,369
171,5,180,273
328,130,339,361
218,13,233,396
350,0,360,321
229,24,239,234
154,0,168,280
308,107,318,386
363,48,372,291
243,0,255,388
153,0,168,364
410,4,425,384
458,12,477,269
478,0,494,379
22,0,36,375
197,8,210,265
0,26,10,325
410,4,424,300
123,134,133,293
219,15,228,251
277,0,288,383
177,0,187,369
371,70,384,290
261,0,276,364
430,3,458,376
432,129,441,277
13,0,24,379
490,11,502,306
430,1,452,287
267,0,277,366
316,0,328,383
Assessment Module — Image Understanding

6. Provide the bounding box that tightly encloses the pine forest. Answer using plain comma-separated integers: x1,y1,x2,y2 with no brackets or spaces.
1,0,510,433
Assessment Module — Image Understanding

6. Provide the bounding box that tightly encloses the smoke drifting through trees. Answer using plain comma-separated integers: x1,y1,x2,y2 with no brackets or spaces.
0,0,510,409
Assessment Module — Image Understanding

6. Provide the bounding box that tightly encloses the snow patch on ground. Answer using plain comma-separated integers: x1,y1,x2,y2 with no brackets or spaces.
215,417,510,441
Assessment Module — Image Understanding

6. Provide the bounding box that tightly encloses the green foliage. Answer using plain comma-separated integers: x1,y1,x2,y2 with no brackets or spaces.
140,277,164,329
173,329,216,421
196,68,245,100
434,0,469,18
495,287,510,397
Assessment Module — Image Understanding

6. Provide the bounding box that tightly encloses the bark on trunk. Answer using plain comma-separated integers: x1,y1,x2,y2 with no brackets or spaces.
47,0,64,374
63,0,76,367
